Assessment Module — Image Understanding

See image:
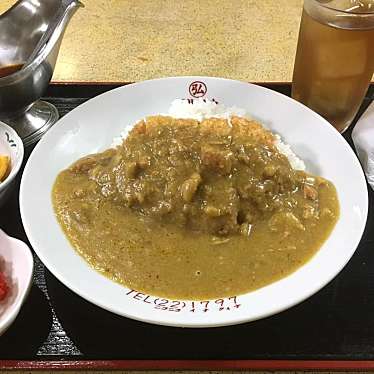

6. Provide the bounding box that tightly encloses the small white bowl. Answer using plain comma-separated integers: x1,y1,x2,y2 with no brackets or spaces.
0,229,33,336
0,121,24,206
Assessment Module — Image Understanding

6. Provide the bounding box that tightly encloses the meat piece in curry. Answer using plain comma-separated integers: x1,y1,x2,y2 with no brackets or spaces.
52,115,339,300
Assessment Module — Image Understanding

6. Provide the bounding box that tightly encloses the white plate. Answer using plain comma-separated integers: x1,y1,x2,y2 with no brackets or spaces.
19,77,368,327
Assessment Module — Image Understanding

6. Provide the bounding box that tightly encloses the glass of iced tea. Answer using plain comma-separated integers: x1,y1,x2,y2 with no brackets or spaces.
292,0,374,133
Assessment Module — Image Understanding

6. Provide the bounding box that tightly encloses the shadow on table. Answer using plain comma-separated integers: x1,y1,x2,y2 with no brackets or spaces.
0,284,52,358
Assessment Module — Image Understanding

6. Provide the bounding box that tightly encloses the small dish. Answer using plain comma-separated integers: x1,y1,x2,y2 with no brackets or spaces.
0,229,33,336
0,121,24,206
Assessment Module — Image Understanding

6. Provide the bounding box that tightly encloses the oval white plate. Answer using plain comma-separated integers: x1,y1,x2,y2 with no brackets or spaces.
20,77,368,327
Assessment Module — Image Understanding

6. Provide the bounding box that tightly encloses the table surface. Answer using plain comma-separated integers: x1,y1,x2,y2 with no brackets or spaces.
0,83,373,370
0,0,304,83
2,0,374,85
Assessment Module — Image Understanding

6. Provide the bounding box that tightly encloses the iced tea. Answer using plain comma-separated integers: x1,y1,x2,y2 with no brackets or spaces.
292,0,374,133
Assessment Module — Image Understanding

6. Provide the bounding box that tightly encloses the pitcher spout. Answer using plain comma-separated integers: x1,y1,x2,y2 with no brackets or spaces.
26,0,84,67
54,0,84,41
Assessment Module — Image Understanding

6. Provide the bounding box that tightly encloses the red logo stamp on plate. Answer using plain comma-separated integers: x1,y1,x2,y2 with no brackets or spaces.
189,81,207,98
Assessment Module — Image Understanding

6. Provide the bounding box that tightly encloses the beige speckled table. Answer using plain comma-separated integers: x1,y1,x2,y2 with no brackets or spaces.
0,0,306,83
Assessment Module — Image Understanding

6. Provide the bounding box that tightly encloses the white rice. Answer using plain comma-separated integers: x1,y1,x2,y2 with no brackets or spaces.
168,98,248,122
273,134,305,171
112,98,305,171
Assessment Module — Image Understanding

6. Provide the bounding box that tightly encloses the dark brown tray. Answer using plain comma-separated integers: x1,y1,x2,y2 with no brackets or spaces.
0,83,373,370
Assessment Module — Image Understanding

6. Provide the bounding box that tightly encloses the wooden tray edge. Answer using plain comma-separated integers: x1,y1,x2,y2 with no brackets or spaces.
2,360,374,371
49,80,293,86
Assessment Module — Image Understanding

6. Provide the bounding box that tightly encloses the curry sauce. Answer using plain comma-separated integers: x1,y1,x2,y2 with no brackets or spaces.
52,116,339,300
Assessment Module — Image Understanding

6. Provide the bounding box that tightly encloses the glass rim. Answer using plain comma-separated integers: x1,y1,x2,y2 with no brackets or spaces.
311,0,374,15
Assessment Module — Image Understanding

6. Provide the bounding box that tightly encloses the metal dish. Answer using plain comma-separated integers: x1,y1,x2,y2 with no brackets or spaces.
0,0,83,147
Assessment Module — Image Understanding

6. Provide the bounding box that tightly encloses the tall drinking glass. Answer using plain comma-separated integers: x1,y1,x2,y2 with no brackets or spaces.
292,0,374,133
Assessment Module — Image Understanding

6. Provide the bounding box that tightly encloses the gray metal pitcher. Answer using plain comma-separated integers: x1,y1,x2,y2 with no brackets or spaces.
0,0,83,146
